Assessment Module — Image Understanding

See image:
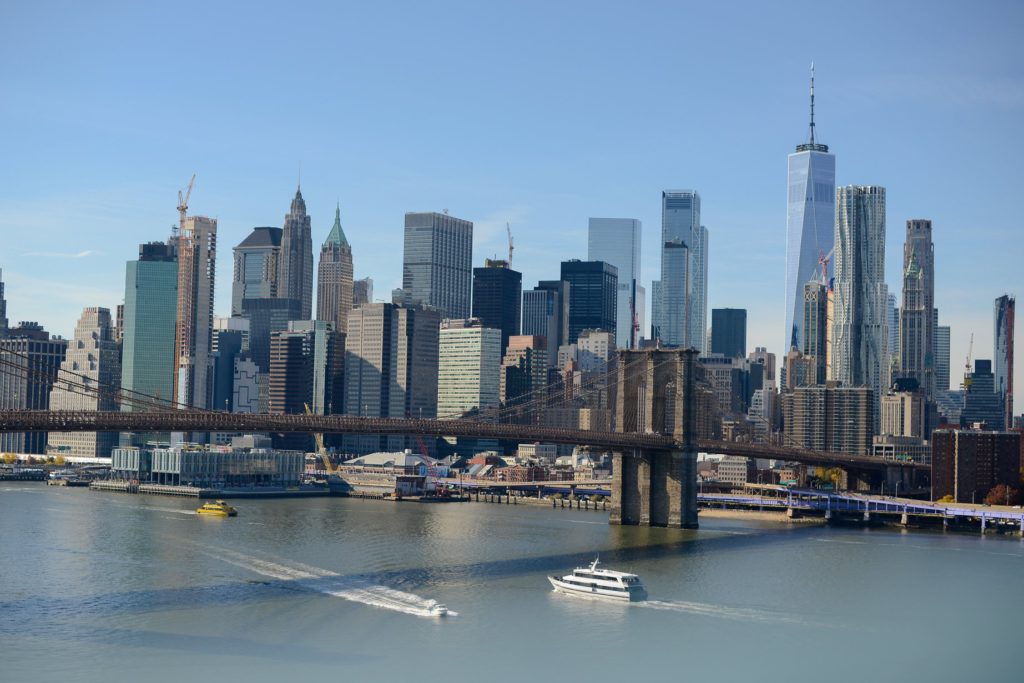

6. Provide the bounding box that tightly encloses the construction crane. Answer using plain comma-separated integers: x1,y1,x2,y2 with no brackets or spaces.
177,174,196,235
962,333,975,390
506,222,514,266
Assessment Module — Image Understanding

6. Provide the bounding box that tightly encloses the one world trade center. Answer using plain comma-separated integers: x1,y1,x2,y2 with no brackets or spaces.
785,65,835,355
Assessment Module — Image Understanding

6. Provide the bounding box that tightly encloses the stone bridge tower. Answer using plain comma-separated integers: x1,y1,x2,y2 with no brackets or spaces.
610,348,698,528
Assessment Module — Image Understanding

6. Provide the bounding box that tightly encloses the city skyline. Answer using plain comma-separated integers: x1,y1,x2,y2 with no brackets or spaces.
0,1,1021,414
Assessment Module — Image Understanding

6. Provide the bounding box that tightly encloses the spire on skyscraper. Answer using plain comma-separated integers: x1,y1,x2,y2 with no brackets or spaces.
324,202,349,247
290,186,306,216
796,63,829,153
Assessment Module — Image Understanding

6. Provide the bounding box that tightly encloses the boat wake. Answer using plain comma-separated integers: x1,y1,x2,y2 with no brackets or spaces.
188,542,455,618
636,599,803,624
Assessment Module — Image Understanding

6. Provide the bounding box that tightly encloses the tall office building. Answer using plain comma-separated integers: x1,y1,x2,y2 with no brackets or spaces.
402,211,473,319
471,259,521,353
278,188,314,320
962,359,1003,430
899,220,936,398
994,295,1015,428
268,321,344,448
802,282,828,384
588,218,642,348
173,215,217,410
317,204,354,335
748,347,776,384
522,280,570,366
48,308,121,457
654,191,703,349
437,319,501,420
832,185,888,429
936,324,951,393
241,298,303,375
711,308,747,359
0,327,66,454
353,277,373,307
0,267,8,334
122,242,177,411
231,227,281,315
887,293,899,371
781,384,873,455
500,335,548,408
343,303,440,454
560,260,617,345
785,67,836,355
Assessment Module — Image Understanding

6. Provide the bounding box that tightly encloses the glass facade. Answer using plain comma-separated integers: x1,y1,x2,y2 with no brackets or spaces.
471,260,521,353
657,191,703,349
437,321,501,420
785,149,835,354
402,212,473,319
122,245,178,411
560,260,618,345
588,218,642,349
231,227,282,315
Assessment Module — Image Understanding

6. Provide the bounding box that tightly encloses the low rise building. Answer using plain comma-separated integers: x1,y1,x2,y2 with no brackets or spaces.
111,441,304,488
717,455,755,486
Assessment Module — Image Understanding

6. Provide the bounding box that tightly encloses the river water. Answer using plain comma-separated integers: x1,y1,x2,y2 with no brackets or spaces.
1,484,1020,682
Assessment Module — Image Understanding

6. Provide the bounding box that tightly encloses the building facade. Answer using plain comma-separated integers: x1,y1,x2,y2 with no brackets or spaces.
353,277,374,307
47,308,121,457
437,319,501,420
231,227,281,315
0,330,66,454
931,429,1020,503
560,260,617,345
343,303,440,455
994,294,1015,429
655,190,704,350
278,188,314,320
936,324,951,394
711,308,747,359
402,211,473,319
832,185,888,430
784,68,835,355
173,215,217,410
471,259,521,353
588,217,642,349
782,383,873,455
522,280,570,366
802,282,828,384
122,242,178,411
962,359,1004,430
316,204,354,335
899,219,936,399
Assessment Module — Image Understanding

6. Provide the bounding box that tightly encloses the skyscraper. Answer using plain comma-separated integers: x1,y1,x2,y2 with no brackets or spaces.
122,241,177,412
278,188,314,320
231,227,281,315
402,211,473,319
994,294,1015,427
832,185,888,429
173,215,217,410
317,204,354,335
711,308,747,359
560,260,618,345
962,359,1004,430
899,219,936,398
588,218,642,348
48,308,121,457
654,191,702,349
522,280,570,366
353,277,374,307
802,282,828,384
936,324,951,394
785,66,836,354
343,303,440,454
471,259,521,352
0,326,66,454
500,335,548,409
437,319,501,420
887,293,899,371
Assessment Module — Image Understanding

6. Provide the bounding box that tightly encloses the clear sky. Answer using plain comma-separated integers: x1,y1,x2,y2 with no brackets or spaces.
1,0,1021,414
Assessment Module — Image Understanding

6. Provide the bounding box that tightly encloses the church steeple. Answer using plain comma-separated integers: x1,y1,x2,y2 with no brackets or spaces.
324,202,349,248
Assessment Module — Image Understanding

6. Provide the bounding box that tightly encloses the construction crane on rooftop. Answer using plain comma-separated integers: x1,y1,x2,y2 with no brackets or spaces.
177,174,196,235
506,222,514,266
962,333,975,390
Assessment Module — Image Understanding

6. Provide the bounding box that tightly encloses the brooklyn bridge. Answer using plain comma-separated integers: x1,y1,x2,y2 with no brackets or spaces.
0,347,924,529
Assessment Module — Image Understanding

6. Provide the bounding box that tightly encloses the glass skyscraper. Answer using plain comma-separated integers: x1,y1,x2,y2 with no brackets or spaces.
402,212,473,319
785,68,835,355
231,227,281,315
588,217,642,349
654,191,704,350
122,241,178,410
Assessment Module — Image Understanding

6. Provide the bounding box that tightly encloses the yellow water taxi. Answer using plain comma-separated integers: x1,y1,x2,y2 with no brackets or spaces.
196,500,238,517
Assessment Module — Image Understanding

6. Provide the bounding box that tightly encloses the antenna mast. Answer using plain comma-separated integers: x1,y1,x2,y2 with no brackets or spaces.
809,62,816,146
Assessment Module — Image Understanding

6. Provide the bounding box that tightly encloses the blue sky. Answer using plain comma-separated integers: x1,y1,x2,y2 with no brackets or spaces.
1,0,1021,414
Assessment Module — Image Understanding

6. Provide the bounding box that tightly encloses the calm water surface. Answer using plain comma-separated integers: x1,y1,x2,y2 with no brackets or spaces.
1,484,1020,682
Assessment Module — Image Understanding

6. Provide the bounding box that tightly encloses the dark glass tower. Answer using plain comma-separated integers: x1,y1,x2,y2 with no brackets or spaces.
471,259,521,352
711,308,747,359
560,260,618,345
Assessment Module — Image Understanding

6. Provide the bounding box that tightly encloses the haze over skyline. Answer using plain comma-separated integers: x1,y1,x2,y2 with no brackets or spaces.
1,0,1021,413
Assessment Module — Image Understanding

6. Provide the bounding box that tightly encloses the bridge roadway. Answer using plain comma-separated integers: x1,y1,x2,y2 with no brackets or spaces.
0,410,925,472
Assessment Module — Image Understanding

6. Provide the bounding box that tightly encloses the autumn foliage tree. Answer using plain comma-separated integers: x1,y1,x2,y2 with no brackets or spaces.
983,484,1022,506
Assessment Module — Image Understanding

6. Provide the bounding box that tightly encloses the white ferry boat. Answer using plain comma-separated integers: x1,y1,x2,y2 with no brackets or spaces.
548,558,647,602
